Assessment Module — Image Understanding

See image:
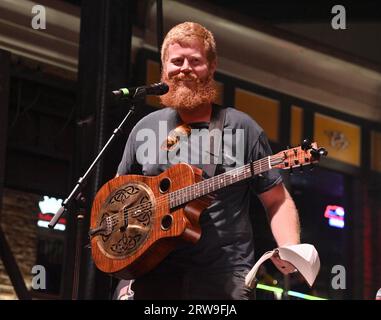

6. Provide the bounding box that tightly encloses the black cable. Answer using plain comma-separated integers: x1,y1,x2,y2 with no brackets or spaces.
10,79,41,129
50,102,76,142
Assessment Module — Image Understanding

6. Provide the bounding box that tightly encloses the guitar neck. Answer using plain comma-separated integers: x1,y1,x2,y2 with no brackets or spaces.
169,156,272,208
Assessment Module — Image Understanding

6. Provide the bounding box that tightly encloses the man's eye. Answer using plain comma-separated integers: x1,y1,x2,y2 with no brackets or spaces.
173,59,183,65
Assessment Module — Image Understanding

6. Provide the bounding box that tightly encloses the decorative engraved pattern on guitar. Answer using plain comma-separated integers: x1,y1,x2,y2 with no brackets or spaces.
100,212,111,243
110,233,143,255
95,182,155,259
129,196,151,226
108,185,139,205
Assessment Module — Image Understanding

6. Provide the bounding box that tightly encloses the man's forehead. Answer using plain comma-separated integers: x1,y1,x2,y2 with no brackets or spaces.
167,39,205,54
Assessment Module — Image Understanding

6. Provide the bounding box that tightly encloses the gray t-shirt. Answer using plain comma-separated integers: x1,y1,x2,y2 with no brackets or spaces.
117,106,282,273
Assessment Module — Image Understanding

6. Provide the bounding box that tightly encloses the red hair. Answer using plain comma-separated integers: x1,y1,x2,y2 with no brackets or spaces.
161,22,217,66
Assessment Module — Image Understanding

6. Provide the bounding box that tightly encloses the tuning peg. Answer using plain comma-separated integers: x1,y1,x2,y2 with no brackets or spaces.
318,147,328,157
311,147,328,160
301,139,312,151
310,149,318,160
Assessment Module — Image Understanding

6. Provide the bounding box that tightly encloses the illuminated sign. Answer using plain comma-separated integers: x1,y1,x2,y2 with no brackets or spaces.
37,196,66,231
324,205,345,229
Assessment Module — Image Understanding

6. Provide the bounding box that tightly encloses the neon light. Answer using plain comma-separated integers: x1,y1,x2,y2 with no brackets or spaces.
328,218,344,228
37,220,66,231
37,212,66,224
335,207,345,217
324,205,345,219
324,205,345,228
257,283,283,295
287,290,327,300
121,88,129,96
256,283,328,300
37,196,66,229
38,196,63,214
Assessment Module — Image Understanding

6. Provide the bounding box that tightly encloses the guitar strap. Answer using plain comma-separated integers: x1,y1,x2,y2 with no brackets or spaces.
203,105,227,178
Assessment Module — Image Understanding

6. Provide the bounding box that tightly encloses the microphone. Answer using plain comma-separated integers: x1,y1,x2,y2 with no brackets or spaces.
112,82,169,99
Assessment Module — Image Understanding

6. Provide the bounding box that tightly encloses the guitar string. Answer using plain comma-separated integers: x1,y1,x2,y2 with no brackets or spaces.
96,148,309,234
105,160,260,228
103,153,302,229
105,152,307,229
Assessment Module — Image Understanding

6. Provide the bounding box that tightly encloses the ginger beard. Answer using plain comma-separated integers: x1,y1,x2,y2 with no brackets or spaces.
160,70,217,111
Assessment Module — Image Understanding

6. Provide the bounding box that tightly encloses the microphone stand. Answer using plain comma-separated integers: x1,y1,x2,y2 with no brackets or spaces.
71,194,85,300
48,97,140,300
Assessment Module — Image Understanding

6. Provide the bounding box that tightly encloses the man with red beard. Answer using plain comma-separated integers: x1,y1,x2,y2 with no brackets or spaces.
115,22,300,300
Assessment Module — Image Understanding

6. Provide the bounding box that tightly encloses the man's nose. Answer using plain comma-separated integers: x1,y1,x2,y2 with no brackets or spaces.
180,59,191,73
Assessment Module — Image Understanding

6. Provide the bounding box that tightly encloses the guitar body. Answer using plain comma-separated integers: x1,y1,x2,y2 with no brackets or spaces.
90,163,211,280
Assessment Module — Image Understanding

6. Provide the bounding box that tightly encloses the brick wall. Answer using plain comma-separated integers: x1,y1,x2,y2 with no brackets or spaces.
0,188,39,300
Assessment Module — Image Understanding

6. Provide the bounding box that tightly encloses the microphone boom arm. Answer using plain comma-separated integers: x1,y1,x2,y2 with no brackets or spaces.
48,102,137,228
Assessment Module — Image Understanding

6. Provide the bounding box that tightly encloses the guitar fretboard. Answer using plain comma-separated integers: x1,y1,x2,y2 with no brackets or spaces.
169,156,272,208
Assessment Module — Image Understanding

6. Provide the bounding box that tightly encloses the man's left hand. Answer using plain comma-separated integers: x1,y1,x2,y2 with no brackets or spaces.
270,255,297,275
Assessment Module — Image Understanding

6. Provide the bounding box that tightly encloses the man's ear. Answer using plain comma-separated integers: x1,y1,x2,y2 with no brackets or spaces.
209,60,217,75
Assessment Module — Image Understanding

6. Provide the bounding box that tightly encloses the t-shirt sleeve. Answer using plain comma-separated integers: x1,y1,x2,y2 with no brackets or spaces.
117,125,142,175
249,131,282,194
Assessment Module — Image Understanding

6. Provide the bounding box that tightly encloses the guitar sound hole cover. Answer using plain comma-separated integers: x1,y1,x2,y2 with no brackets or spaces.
96,182,156,259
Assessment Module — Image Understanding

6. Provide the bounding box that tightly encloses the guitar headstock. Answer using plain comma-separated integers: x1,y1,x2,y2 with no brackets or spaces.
270,139,328,171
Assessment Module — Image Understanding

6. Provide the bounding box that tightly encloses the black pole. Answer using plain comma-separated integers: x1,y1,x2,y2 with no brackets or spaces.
0,49,31,300
71,204,84,300
156,0,164,66
0,229,31,300
0,51,9,223
59,0,134,300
